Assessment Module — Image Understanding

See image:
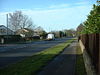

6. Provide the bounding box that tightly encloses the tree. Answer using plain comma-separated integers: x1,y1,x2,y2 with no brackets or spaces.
34,26,47,38
9,11,34,31
15,28,34,37
59,31,65,37
51,31,60,38
77,23,84,35
82,2,100,34
65,29,76,37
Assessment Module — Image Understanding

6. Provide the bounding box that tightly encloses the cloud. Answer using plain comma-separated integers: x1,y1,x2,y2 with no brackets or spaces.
0,2,92,32
22,5,92,31
74,1,90,6
49,4,69,9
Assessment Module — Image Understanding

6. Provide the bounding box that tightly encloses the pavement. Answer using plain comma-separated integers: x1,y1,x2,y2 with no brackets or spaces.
37,40,77,75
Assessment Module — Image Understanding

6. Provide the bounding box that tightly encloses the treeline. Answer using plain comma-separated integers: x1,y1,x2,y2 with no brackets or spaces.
51,29,76,38
77,1,100,34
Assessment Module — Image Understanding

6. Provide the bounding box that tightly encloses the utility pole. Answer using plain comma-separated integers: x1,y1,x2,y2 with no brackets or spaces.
6,14,8,35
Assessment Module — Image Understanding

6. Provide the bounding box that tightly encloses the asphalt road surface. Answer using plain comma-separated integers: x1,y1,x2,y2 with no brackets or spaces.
0,38,71,69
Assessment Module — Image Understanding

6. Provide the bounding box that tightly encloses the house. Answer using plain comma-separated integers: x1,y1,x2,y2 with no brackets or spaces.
33,26,45,36
15,28,34,37
0,25,15,35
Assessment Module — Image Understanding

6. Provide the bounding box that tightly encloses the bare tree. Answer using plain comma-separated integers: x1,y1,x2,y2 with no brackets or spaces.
9,11,34,31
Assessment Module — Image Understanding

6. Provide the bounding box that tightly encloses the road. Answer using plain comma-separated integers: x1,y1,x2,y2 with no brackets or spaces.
0,38,71,68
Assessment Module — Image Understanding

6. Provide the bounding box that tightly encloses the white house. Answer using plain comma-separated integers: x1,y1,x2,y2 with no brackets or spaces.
0,25,15,35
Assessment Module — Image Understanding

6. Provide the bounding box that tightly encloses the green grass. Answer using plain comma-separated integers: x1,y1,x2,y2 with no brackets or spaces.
75,44,86,75
0,39,74,75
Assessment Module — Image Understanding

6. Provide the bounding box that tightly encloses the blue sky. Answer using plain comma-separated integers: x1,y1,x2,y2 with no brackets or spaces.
0,0,96,32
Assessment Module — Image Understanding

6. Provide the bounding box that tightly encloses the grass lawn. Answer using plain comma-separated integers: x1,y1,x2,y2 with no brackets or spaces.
0,39,74,75
75,44,86,75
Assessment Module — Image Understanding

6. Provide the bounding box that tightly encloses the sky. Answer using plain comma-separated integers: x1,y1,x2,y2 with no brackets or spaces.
0,0,96,32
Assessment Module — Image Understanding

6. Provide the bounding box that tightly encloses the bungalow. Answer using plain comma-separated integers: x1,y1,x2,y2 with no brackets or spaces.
0,25,15,35
15,28,34,37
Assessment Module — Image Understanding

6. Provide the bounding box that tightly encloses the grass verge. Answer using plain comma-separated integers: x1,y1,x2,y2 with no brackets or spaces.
75,44,86,75
0,39,74,75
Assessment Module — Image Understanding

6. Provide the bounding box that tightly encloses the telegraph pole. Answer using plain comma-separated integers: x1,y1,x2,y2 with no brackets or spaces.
6,14,8,35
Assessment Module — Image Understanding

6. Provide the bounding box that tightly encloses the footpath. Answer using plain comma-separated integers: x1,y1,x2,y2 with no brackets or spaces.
37,40,77,75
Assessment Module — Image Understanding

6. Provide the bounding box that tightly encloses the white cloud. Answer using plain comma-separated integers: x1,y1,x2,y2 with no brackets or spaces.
22,5,92,31
74,1,89,5
0,12,9,25
49,4,69,9
0,3,92,32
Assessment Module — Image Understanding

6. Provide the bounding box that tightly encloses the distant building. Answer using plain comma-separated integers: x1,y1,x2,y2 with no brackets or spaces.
0,25,15,35
16,28,34,37
33,26,44,36
33,30,41,37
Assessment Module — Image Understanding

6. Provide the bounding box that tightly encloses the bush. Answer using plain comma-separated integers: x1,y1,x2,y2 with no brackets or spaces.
0,35,21,43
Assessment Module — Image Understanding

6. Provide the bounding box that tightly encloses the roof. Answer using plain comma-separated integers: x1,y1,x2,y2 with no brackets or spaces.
0,25,14,32
0,25,6,27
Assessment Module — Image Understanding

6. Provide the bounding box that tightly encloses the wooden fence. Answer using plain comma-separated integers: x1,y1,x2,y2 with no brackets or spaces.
80,33,100,74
